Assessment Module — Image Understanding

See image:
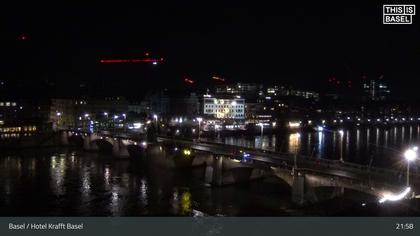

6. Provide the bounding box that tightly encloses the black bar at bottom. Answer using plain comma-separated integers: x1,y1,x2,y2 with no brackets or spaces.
1,217,419,236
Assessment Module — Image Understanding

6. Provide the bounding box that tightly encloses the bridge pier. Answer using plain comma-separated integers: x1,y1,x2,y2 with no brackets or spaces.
204,155,265,187
291,172,347,206
60,131,70,145
291,172,320,205
292,172,306,205
112,139,130,158
83,134,99,151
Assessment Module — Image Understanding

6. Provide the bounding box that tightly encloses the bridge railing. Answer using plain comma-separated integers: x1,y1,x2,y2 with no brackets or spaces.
295,167,403,193
157,135,420,179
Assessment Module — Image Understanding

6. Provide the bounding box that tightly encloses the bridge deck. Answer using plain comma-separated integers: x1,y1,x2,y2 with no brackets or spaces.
157,136,420,193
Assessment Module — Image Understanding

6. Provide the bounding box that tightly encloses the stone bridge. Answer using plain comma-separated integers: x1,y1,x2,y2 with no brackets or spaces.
157,136,416,206
60,130,147,158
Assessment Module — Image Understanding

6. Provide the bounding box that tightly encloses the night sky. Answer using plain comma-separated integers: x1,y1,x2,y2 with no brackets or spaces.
1,1,419,98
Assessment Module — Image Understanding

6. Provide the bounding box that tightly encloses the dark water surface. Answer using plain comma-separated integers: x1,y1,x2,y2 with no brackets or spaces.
1,126,420,216
209,125,420,170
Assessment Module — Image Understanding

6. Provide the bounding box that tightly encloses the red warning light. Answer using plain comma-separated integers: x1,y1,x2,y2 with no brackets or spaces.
99,58,162,64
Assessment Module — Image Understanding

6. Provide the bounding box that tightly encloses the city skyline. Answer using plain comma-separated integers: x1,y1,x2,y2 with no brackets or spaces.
1,1,420,220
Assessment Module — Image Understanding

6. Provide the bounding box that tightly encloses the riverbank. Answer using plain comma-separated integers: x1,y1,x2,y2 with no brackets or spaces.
0,132,61,149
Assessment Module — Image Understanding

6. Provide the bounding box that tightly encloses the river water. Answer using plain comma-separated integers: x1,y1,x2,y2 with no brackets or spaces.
208,125,420,170
0,125,420,216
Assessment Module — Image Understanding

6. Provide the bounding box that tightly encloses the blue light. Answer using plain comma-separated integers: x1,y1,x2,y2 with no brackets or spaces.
242,152,251,162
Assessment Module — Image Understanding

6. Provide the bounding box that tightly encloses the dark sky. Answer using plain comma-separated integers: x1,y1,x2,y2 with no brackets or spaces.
1,1,420,98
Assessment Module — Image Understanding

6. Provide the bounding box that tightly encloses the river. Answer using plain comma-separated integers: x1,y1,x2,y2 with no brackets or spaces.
1,125,420,216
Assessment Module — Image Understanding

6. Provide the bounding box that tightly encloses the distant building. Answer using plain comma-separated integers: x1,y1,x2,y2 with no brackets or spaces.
266,86,319,100
215,83,261,97
171,93,200,117
49,97,128,129
148,91,170,116
146,91,200,118
363,78,390,101
0,99,49,137
128,101,151,115
202,95,245,120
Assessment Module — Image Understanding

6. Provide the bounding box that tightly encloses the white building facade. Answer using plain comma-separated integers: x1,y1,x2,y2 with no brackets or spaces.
203,95,245,120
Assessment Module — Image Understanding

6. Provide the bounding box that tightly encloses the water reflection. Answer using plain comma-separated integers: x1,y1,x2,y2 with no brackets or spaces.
180,191,192,215
288,132,300,154
213,125,420,167
0,143,418,216
139,178,148,206
81,165,91,201
50,155,66,196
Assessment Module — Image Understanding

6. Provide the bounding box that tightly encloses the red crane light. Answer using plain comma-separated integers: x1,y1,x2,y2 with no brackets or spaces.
99,58,163,64
184,78,194,84
19,34,28,41
212,76,225,82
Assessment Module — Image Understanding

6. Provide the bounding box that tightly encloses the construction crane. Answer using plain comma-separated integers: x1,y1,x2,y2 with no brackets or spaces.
212,76,225,82
184,78,194,84
98,52,164,65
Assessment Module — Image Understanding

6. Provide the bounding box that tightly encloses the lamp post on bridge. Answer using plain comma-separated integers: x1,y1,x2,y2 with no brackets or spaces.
291,132,301,175
196,117,203,141
153,114,158,126
404,147,418,187
257,122,264,136
56,112,62,130
338,129,344,163
153,114,159,134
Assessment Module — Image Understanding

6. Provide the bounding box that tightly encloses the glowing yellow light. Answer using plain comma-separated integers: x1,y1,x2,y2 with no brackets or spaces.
288,132,301,154
288,121,301,128
180,192,192,215
183,149,191,156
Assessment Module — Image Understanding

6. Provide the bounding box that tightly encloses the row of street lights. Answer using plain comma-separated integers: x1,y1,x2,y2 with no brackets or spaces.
297,127,418,190
151,114,203,141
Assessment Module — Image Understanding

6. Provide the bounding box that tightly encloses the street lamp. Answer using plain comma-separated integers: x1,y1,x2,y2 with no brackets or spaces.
404,147,418,186
56,112,62,130
339,129,344,163
153,114,158,125
196,117,203,141
290,132,301,175
257,123,264,136
294,133,301,169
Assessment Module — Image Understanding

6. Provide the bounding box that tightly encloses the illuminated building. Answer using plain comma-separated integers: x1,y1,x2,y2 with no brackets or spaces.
363,78,390,101
49,97,128,129
0,99,43,138
203,95,245,120
215,83,260,96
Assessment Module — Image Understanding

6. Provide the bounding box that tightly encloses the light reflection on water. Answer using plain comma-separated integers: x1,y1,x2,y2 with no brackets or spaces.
1,125,420,216
211,125,420,167
0,149,300,216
